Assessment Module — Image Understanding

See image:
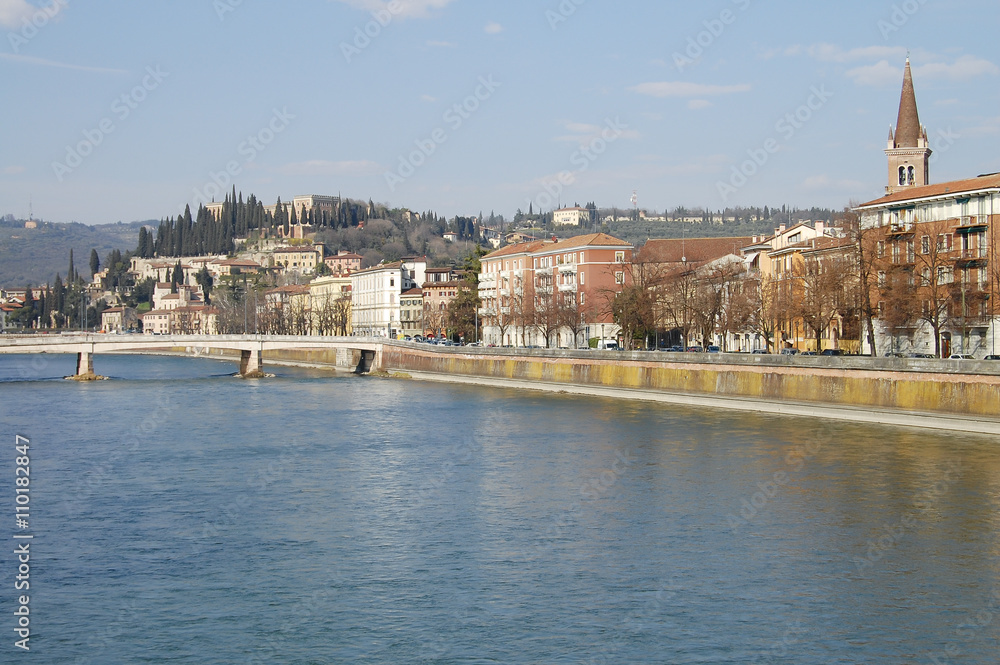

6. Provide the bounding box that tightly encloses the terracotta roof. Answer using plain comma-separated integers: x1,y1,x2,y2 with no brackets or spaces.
859,172,1000,208
538,233,632,253
401,288,423,296
483,240,550,260
267,285,310,295
774,236,854,256
353,261,404,274
638,236,753,264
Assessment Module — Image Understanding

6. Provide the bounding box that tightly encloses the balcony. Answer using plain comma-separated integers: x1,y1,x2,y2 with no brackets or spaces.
480,273,497,283
886,223,914,236
956,215,989,231
558,283,577,292
536,266,553,275
955,247,988,266
558,264,577,274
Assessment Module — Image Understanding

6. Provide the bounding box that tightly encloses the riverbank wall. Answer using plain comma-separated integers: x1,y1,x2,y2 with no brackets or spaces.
378,344,1000,422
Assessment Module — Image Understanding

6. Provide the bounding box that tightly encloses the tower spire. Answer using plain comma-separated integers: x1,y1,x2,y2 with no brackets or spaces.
885,57,931,194
893,57,921,148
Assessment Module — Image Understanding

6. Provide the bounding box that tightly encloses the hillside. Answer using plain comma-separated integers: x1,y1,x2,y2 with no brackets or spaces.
0,218,147,287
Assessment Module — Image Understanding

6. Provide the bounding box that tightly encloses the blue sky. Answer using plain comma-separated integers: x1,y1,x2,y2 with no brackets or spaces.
2,0,999,225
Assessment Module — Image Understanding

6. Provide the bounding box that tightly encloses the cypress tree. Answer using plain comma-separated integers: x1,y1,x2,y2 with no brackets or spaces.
68,249,76,283
89,248,100,277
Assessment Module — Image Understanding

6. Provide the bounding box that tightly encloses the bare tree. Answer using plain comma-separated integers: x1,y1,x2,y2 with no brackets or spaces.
842,206,880,355
797,250,853,352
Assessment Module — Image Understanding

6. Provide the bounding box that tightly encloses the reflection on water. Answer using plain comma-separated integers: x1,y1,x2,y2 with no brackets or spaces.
1,353,998,664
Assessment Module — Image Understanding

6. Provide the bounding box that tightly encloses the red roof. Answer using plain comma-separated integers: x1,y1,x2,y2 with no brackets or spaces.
860,173,1000,208
638,236,753,264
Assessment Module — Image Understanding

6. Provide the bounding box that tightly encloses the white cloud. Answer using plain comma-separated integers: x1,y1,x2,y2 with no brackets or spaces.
553,120,639,145
629,81,751,98
917,55,999,81
2,165,26,175
420,94,437,103
688,99,712,110
0,52,127,74
845,60,900,87
331,0,458,19
846,55,999,87
801,43,906,63
484,21,502,34
0,0,41,29
277,160,382,176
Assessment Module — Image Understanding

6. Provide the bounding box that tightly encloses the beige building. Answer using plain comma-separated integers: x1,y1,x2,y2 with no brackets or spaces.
553,207,590,227
100,307,138,333
273,246,322,274
309,275,353,336
400,288,424,338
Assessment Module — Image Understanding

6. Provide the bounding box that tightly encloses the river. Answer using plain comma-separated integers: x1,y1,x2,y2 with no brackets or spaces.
1,353,999,663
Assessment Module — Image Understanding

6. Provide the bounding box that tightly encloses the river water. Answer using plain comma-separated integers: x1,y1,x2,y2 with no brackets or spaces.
1,353,999,664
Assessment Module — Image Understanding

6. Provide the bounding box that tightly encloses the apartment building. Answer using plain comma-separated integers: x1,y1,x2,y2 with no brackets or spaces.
350,258,427,338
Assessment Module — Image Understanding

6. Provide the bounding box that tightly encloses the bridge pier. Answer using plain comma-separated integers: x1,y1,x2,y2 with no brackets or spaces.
68,347,104,381
238,346,265,378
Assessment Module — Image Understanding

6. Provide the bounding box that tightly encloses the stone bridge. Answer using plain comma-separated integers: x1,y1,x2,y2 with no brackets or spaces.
0,334,383,379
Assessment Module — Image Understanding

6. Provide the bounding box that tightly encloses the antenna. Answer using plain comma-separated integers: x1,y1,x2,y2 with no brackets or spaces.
28,197,33,221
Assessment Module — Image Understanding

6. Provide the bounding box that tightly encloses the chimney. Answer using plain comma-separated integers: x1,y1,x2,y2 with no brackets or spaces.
815,221,825,236
779,224,786,234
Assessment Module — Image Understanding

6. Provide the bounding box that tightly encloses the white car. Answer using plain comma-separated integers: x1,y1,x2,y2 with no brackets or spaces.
949,354,975,360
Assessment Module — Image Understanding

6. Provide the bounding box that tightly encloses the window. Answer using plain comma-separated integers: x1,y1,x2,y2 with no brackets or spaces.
898,167,906,186
921,235,930,255
615,271,625,285
892,243,900,264
615,251,626,263
877,271,886,288
580,272,585,285
877,241,885,258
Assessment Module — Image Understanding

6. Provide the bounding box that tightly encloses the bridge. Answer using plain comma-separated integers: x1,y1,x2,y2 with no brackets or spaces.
0,334,383,379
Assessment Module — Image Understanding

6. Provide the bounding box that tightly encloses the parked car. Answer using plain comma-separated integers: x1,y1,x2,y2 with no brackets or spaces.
906,352,936,359
984,355,1000,360
820,349,844,356
706,345,721,353
685,346,704,353
801,351,818,356
751,349,769,354
779,348,799,356
596,339,619,350
949,354,975,360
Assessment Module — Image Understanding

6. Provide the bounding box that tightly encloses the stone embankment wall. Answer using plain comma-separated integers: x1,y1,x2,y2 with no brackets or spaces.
379,345,1000,419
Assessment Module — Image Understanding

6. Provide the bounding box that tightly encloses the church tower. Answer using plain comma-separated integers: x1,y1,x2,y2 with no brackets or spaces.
885,58,931,194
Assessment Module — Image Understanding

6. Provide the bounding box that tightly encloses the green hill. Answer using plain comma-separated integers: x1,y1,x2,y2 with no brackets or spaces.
0,218,147,288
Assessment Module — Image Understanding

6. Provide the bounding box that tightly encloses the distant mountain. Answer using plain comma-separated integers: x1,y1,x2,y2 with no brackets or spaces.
0,218,147,287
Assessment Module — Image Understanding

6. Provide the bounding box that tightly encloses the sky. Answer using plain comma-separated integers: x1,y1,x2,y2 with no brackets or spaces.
1,0,999,225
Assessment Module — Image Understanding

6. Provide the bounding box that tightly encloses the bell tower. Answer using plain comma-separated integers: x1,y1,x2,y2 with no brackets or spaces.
885,58,931,194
